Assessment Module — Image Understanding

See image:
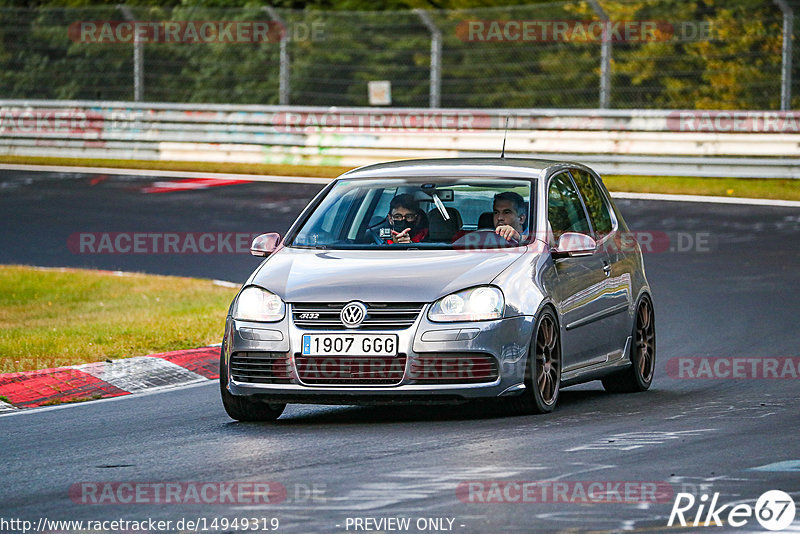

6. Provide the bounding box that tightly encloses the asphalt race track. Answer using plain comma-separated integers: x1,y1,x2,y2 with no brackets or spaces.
1,170,799,533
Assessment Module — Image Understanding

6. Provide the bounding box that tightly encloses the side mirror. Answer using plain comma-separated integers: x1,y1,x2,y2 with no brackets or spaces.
552,232,597,258
250,232,282,257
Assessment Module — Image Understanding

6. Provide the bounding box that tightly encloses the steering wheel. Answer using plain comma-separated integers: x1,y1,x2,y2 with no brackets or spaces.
452,229,518,249
365,221,390,245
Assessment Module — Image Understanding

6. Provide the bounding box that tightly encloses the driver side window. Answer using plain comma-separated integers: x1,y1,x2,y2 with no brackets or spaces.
547,172,591,243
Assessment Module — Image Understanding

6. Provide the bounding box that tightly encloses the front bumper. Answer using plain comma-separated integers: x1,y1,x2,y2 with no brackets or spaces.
222,308,536,404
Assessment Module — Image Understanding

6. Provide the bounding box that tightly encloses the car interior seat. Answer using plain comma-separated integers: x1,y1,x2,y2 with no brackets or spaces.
477,211,494,229
427,207,463,242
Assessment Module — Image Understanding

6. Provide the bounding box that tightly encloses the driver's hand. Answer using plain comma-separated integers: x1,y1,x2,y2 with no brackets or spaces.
391,228,412,243
495,225,520,242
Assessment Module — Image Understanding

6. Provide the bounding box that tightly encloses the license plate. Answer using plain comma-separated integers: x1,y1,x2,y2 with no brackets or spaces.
301,334,398,357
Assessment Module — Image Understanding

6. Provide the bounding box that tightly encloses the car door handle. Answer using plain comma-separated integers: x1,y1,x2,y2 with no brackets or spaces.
603,262,612,276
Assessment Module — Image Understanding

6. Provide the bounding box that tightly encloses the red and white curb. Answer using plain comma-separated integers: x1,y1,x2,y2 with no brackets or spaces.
0,346,220,410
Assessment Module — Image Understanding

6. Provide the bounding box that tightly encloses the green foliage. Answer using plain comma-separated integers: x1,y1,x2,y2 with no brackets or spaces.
0,0,794,109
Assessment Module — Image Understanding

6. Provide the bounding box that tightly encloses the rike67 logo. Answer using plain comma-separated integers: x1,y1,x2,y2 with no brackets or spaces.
669,490,796,531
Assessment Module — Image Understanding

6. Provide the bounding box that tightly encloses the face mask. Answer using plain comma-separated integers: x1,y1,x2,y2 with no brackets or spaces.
391,219,413,233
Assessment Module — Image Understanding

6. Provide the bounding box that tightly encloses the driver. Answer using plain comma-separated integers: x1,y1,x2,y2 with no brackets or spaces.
386,194,428,244
493,191,527,242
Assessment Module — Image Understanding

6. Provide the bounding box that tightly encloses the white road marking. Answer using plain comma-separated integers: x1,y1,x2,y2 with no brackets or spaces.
233,463,618,512
233,465,538,512
610,191,800,207
749,460,800,472
662,400,788,421
213,279,240,288
566,429,717,452
0,379,213,418
667,474,753,497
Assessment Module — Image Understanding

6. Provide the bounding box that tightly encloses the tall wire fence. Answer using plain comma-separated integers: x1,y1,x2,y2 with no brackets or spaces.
0,1,797,110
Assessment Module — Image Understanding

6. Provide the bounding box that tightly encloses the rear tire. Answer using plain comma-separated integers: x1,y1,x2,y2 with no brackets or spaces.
220,349,285,421
506,308,561,415
602,295,655,393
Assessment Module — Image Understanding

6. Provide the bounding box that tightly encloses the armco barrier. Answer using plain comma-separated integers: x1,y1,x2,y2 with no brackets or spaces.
1,100,798,178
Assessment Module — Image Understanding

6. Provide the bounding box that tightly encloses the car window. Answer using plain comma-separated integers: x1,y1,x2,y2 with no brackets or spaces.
372,187,399,220
547,172,591,241
319,187,361,236
570,169,613,238
290,177,533,249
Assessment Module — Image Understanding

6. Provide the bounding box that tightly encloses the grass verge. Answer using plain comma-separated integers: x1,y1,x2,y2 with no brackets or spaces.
602,175,800,201
41,394,102,406
0,265,237,373
1,155,798,200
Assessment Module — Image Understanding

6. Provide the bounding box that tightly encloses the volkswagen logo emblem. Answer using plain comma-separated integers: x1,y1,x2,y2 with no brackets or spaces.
340,301,367,328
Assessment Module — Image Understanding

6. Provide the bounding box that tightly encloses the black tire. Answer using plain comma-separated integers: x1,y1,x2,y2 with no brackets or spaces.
506,308,561,415
220,349,286,422
602,295,655,393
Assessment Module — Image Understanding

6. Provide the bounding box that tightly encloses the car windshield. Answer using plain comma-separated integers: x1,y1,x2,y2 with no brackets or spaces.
289,177,534,249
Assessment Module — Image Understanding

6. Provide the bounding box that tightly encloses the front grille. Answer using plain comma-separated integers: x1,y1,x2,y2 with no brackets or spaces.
295,355,407,385
409,353,499,384
292,302,424,330
230,352,291,384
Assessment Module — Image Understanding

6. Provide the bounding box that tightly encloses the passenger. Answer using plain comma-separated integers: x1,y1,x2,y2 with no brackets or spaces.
493,191,527,242
386,194,428,244
451,191,528,244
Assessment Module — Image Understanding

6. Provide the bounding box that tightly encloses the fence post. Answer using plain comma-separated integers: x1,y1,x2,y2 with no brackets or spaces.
587,0,611,109
118,5,142,102
774,0,793,110
264,6,290,105
415,9,442,108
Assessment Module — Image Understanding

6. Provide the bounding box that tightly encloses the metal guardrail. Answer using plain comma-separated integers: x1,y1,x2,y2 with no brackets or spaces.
1,100,798,178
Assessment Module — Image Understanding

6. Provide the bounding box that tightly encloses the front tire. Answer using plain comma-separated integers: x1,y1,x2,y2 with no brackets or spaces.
602,295,655,393
507,308,561,414
220,349,286,421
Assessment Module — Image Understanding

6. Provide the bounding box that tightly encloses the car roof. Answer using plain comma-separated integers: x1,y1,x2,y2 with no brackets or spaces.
339,157,573,180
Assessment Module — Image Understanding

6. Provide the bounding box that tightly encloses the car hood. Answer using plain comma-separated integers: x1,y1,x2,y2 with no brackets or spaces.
249,247,528,303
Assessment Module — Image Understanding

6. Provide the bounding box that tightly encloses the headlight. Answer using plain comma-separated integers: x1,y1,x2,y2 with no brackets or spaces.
233,286,285,322
428,286,504,322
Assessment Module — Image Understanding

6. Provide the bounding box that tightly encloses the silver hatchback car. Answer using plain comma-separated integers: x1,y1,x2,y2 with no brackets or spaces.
220,158,655,421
